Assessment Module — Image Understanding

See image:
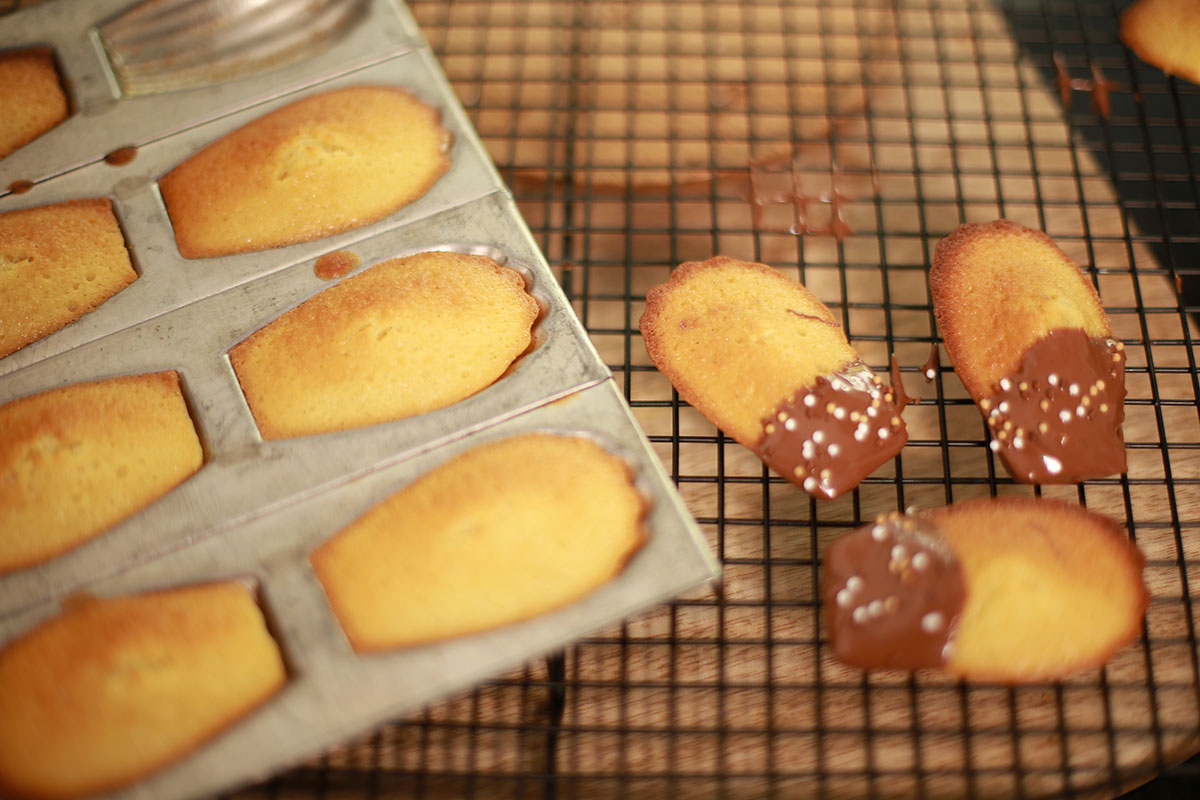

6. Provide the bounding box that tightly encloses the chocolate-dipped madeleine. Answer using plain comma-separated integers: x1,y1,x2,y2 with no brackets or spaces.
640,256,908,499
823,498,1148,682
930,220,1126,483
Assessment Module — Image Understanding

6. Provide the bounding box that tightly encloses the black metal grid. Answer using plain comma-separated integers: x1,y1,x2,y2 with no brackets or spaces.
234,0,1199,798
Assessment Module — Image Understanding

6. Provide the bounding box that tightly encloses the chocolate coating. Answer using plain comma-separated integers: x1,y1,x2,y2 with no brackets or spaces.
982,328,1126,483
824,511,966,670
752,362,908,500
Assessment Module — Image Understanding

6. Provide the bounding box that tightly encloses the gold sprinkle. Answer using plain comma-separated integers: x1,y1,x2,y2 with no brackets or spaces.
793,465,806,478
980,399,992,411
987,416,998,427
1038,422,1049,434
884,596,899,613
820,468,832,480
1112,354,1122,362
1089,386,1098,397
1115,341,1125,351
891,416,901,427
777,411,787,423
884,393,894,403
1097,379,1106,390
1016,428,1026,438
997,430,1008,440
1040,399,1051,412
1018,381,1029,392
850,411,861,422
1099,403,1109,413
871,399,881,408
1082,396,1091,407
765,423,777,435
826,402,837,414
1003,421,1013,431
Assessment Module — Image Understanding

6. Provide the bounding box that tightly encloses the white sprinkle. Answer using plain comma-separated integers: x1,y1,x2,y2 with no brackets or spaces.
801,440,816,460
847,576,864,593
912,552,930,571
990,407,1001,418
1059,410,1072,424
1048,373,1059,387
828,443,841,457
855,428,869,442
989,440,1000,452
867,600,884,617
1069,383,1080,396
867,406,878,418
852,606,868,624
891,545,907,561
998,401,1010,414
925,368,936,380
921,612,945,633
879,427,890,440
813,431,826,444
1000,378,1012,391
784,417,798,432
1042,454,1063,475
834,407,847,420
1076,405,1087,417
803,393,817,407
1012,436,1024,450
837,589,854,608
871,525,888,542
803,477,819,492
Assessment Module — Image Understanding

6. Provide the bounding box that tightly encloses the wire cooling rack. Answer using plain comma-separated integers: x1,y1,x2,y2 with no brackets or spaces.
221,0,1200,798
217,1,1200,797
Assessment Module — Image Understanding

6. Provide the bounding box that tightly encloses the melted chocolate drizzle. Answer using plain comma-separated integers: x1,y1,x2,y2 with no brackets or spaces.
922,344,940,383
982,328,1126,484
752,362,908,500
889,354,917,409
1053,53,1118,118
824,511,966,670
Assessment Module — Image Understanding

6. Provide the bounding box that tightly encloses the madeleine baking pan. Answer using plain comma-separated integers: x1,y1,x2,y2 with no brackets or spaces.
0,1,718,798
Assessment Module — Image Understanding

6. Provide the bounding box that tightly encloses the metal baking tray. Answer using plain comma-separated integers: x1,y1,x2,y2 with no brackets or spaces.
0,0,719,796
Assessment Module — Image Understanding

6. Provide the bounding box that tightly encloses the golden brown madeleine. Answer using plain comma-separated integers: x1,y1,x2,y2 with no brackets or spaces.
1121,0,1200,85
824,498,1148,682
0,582,286,800
0,49,69,160
0,198,137,359
640,256,908,500
312,433,647,651
230,251,539,439
930,220,1126,483
159,85,451,258
0,372,203,573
